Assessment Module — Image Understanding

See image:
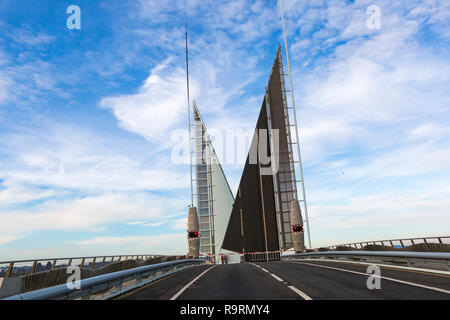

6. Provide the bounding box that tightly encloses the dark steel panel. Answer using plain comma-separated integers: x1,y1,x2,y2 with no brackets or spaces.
222,47,295,253
268,47,296,249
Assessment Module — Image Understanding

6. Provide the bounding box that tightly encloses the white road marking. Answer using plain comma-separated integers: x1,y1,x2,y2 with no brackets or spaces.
169,265,216,300
250,263,269,272
295,258,450,276
250,262,313,300
288,285,313,300
270,273,283,282
293,261,450,295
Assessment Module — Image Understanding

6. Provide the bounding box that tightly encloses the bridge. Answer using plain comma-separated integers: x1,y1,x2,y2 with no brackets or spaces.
118,251,450,301
1,236,449,300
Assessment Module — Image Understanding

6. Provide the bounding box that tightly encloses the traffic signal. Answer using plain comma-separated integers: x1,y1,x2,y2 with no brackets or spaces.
188,230,199,239
292,224,303,233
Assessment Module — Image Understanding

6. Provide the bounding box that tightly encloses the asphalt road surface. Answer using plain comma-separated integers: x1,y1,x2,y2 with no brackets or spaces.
117,260,450,300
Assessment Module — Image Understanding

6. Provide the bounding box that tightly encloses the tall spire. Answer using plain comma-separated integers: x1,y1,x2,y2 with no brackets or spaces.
185,23,193,206
279,0,311,249
185,23,199,259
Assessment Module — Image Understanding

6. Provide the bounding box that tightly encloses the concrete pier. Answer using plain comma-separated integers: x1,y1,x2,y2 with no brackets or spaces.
187,206,200,258
290,201,305,253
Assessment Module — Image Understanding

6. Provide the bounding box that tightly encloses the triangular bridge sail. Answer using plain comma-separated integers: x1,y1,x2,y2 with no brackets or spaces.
221,46,303,254
192,102,235,258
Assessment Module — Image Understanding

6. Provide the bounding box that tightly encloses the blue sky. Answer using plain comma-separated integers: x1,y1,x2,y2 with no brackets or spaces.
0,0,449,259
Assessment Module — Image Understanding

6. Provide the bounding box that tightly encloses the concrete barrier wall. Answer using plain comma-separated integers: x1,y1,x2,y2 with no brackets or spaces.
17,256,180,294
20,267,94,293
0,277,22,299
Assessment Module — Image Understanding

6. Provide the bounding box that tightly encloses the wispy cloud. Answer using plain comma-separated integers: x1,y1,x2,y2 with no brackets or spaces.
75,233,187,255
10,27,54,46
100,58,196,143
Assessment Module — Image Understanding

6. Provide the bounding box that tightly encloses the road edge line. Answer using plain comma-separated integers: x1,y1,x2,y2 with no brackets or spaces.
290,258,450,276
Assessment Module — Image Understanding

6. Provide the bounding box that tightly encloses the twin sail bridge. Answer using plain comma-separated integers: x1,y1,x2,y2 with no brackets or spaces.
187,46,310,262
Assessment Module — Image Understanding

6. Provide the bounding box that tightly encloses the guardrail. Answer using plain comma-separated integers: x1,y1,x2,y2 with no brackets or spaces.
323,236,450,251
282,251,450,271
2,259,205,300
0,254,168,278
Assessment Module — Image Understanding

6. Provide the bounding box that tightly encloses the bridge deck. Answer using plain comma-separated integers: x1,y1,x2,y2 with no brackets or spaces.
116,261,450,300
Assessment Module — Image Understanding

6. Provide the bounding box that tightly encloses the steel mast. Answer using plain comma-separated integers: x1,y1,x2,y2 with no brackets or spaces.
279,0,312,249
185,23,194,206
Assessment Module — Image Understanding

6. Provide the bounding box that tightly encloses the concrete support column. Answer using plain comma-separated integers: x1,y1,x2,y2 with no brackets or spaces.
187,206,200,258
290,201,305,253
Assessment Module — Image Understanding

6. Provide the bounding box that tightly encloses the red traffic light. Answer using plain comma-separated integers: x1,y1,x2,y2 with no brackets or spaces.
188,230,199,239
292,224,303,233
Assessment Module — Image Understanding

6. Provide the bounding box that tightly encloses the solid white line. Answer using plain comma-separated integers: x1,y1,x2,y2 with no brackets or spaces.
169,265,216,300
294,258,450,276
288,285,313,300
260,267,269,273
270,273,283,282
293,261,450,295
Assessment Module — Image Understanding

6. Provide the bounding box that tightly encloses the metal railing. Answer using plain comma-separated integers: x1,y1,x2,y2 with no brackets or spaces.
282,251,450,271
2,259,205,300
0,254,170,278
244,252,281,262
322,236,450,251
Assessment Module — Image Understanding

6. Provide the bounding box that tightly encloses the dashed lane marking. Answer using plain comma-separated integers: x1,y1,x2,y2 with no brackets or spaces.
169,265,216,300
250,262,313,300
288,285,313,300
270,273,284,282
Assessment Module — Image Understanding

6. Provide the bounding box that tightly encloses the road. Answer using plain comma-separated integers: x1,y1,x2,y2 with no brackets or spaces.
117,260,450,300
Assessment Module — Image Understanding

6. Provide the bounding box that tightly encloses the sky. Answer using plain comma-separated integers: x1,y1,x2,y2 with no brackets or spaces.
0,0,449,260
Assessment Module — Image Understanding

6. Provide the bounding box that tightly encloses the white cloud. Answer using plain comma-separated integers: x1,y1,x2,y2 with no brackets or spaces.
0,74,12,104
100,58,196,143
0,59,69,106
11,28,54,46
0,120,192,245
0,184,55,208
0,192,185,236
0,235,20,246
407,123,450,142
0,121,190,193
142,222,164,227
75,233,187,255
0,234,187,259
171,217,188,230
292,0,450,166
310,186,450,247
125,221,145,225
